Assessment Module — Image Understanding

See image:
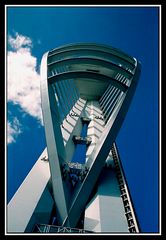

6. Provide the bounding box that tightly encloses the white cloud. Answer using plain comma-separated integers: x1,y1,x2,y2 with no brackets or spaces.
8,32,32,50
7,32,43,124
7,117,22,144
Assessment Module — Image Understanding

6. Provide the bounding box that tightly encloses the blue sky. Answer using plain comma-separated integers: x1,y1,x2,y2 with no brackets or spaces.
6,6,160,233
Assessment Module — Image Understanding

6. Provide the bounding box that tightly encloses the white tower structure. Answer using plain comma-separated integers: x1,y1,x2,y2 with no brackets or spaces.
7,43,141,233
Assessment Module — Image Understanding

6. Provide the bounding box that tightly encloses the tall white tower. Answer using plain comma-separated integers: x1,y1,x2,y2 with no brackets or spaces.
7,43,141,233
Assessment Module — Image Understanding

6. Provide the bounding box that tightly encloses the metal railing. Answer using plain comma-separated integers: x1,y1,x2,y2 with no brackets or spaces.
33,223,93,233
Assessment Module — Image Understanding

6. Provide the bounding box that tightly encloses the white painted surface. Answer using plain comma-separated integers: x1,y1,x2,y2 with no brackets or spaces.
84,195,101,232
7,148,50,233
84,167,129,232
86,101,105,162
98,169,129,232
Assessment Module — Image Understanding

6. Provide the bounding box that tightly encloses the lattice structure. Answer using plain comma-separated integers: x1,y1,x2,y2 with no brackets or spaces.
111,144,139,233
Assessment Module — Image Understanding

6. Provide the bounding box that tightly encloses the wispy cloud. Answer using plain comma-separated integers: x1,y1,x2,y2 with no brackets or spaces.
7,32,43,124
7,117,22,144
8,32,33,50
